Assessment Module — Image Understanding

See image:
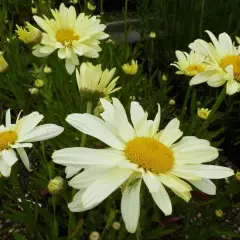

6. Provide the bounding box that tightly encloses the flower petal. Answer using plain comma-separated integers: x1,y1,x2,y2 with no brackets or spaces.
172,165,234,179
0,158,11,177
5,109,11,128
226,80,238,95
81,168,133,208
65,166,82,179
143,171,160,193
171,189,192,202
19,124,64,142
151,182,172,216
66,113,125,150
187,178,216,195
121,178,142,233
16,148,31,171
52,147,125,167
159,128,183,147
2,149,18,167
158,172,192,192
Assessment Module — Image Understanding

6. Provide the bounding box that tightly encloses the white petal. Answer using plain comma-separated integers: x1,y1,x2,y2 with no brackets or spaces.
65,166,82,179
187,178,216,195
2,149,18,167
19,124,64,142
158,172,192,192
226,80,238,95
15,112,43,139
190,71,215,86
52,147,125,167
171,189,192,202
150,104,161,136
164,118,180,130
0,158,11,177
151,182,172,216
81,168,133,208
12,143,33,148
65,58,75,75
159,128,183,147
69,166,112,189
121,179,142,233
173,145,219,164
5,109,11,128
172,165,234,179
143,171,160,193
68,190,99,212
207,73,226,87
130,101,147,129
16,148,31,171
66,113,125,150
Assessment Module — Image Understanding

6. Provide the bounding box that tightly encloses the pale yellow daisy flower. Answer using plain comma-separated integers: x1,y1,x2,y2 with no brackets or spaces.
32,3,109,74
53,98,233,233
197,108,211,119
122,60,138,75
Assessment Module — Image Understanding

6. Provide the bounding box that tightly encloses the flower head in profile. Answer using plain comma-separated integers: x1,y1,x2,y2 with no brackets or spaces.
122,60,138,75
189,30,240,95
149,32,156,38
53,98,233,233
76,62,120,98
33,3,109,74
171,50,206,77
0,52,8,73
197,108,211,120
0,110,63,177
16,22,42,45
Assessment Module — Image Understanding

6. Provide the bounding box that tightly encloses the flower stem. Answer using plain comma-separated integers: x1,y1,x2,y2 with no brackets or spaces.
199,0,205,37
197,87,226,136
180,86,192,122
80,100,93,147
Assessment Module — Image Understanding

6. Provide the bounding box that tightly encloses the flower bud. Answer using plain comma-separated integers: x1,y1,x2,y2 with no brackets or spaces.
112,221,121,230
122,60,138,75
169,99,176,105
88,2,96,11
47,176,65,195
31,7,38,14
197,108,211,120
235,172,240,181
44,65,52,74
162,74,167,81
149,32,156,38
215,209,223,217
89,231,100,240
0,52,8,73
16,22,42,45
35,79,44,88
29,88,39,95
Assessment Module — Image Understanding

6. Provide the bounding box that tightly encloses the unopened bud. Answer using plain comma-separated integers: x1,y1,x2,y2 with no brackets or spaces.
162,74,167,81
48,176,65,195
0,52,8,73
112,221,121,230
29,88,39,95
89,231,100,240
169,99,175,105
235,172,240,181
215,209,223,217
35,79,44,88
149,31,156,38
44,65,52,74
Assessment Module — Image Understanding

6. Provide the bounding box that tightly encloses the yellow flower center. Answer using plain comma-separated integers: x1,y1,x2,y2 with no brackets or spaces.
220,55,240,81
125,137,174,173
0,131,17,151
56,29,79,46
185,64,205,76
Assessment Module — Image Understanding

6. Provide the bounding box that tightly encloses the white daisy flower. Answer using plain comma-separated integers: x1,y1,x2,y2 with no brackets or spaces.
76,62,120,96
52,98,233,233
32,3,109,74
171,50,206,76
0,110,64,177
189,30,240,95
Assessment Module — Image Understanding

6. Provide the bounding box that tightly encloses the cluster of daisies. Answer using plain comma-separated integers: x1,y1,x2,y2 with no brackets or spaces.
172,30,240,95
0,3,235,234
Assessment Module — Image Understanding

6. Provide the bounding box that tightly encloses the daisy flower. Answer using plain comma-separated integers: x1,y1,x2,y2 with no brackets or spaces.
32,3,109,74
0,51,8,73
52,98,233,233
189,30,240,95
76,62,120,97
171,50,206,76
0,110,63,177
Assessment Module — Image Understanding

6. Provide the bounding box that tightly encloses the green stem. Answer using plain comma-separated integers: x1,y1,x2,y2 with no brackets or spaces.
199,0,205,37
100,0,103,17
124,0,128,41
80,100,93,147
180,86,192,122
197,87,226,136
